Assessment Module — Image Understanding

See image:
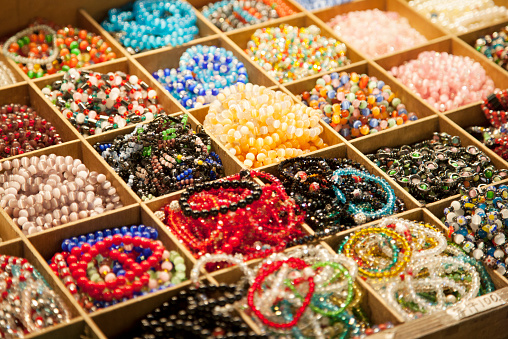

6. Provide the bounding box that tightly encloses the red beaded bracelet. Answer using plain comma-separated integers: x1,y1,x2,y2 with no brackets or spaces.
482,90,508,128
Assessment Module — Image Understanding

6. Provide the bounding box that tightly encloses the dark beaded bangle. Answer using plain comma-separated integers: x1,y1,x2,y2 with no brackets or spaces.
278,157,406,237
366,132,506,203
94,114,225,200
131,283,264,339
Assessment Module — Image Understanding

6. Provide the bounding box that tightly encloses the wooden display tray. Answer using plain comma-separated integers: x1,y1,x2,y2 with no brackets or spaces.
0,0,508,337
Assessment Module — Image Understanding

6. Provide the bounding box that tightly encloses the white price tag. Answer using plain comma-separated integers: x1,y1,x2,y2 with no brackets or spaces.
448,292,505,320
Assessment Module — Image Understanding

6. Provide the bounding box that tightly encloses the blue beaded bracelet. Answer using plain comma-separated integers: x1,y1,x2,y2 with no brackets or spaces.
102,0,198,53
152,44,248,108
332,168,396,224
294,0,352,11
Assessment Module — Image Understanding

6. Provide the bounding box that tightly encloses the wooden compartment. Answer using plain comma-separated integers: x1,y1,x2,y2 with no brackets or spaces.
0,140,139,236
0,7,129,83
0,82,80,155
374,37,508,113
313,0,446,59
352,114,508,181
226,12,364,81
134,35,280,113
29,204,199,315
281,61,438,143
32,58,185,140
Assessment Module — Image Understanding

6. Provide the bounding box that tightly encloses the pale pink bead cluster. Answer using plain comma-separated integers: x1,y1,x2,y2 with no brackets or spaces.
390,51,496,112
328,9,427,58
0,154,123,235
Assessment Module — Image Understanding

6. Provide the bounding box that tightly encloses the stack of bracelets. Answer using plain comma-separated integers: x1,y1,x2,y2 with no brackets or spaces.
49,225,187,312
294,0,352,10
444,184,508,277
278,157,405,234
408,0,508,34
93,114,224,200
41,69,167,136
201,0,295,32
3,20,117,78
101,0,198,54
0,255,71,337
366,132,507,203
245,24,350,83
298,72,418,139
151,44,249,109
339,217,494,321
155,169,306,269
203,83,327,168
0,103,63,159
475,26,508,70
184,245,395,338
0,154,123,235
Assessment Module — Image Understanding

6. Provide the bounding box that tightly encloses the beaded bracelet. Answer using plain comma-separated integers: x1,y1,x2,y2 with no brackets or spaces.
0,61,17,87
299,72,418,139
94,114,224,200
0,154,123,235
42,69,166,136
444,184,508,277
482,89,508,128
102,0,198,54
366,132,507,203
294,0,352,10
152,44,248,109
49,225,186,312
332,168,397,225
4,20,117,78
156,169,306,267
0,103,63,160
0,255,71,337
202,0,294,32
475,26,508,71
245,24,350,83
204,83,327,168
408,0,508,34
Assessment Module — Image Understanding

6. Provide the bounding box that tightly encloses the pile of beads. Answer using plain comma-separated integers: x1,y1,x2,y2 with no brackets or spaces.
156,170,306,268
152,44,248,109
475,26,508,71
49,225,186,312
366,132,507,203
202,0,295,32
0,61,17,87
130,282,259,338
468,124,508,160
278,157,405,233
0,103,63,160
204,83,326,168
408,0,508,34
4,21,116,78
42,69,166,136
101,0,198,54
444,184,508,277
299,72,418,139
294,0,352,10
390,51,496,112
245,24,350,83
0,255,71,337
328,10,427,58
94,114,224,200
339,217,492,320
0,154,123,235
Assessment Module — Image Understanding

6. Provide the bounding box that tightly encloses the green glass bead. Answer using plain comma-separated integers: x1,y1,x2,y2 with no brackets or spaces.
70,48,80,56
17,39,24,47
316,78,326,86
62,65,70,71
69,41,79,50
23,36,30,45
27,70,35,79
392,97,401,107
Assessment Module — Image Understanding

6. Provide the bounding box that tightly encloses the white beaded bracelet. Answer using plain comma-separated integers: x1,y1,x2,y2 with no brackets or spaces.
2,24,58,65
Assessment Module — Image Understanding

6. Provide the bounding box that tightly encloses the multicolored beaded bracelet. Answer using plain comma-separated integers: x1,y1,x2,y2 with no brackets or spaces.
299,72,418,139
0,255,71,337
42,69,166,136
245,24,350,83
102,0,198,54
94,114,224,200
152,44,248,109
49,225,187,312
